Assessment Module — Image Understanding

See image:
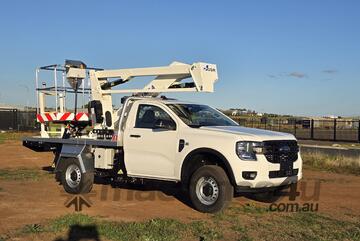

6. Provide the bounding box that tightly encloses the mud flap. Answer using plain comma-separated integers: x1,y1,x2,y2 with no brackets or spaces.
55,144,94,174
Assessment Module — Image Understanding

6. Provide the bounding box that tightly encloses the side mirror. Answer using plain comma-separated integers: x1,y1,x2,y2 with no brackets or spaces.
154,119,176,130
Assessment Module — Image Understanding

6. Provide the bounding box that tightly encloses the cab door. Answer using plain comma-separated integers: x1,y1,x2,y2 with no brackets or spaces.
123,103,178,180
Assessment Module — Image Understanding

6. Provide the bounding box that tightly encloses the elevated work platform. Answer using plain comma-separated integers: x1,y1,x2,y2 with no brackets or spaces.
35,59,218,137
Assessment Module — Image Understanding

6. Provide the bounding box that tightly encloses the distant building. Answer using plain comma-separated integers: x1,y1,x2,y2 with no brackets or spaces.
323,115,340,119
231,109,247,116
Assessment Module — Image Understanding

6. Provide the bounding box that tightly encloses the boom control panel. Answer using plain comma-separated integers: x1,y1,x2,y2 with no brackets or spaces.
93,129,114,140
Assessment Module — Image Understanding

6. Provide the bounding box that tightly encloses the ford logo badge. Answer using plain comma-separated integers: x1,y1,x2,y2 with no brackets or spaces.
279,146,291,152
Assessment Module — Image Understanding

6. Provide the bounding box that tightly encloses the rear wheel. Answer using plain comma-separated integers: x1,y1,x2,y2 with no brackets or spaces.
189,165,233,213
60,158,93,194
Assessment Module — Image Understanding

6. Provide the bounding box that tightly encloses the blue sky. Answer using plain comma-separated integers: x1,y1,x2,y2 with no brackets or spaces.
0,0,359,116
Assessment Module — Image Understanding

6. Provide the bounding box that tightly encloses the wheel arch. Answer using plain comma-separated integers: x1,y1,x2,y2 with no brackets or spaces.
180,148,236,187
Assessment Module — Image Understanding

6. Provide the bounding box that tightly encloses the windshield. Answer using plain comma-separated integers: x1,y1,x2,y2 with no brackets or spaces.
167,104,238,127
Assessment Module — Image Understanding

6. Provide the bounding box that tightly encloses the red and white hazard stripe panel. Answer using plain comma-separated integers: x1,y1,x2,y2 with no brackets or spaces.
57,112,89,122
37,112,89,123
36,113,57,123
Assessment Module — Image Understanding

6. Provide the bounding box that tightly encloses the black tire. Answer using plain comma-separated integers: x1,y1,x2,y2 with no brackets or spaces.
60,158,94,194
189,165,233,213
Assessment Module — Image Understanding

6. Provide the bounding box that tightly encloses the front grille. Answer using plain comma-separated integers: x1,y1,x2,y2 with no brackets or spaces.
263,140,299,163
263,140,299,179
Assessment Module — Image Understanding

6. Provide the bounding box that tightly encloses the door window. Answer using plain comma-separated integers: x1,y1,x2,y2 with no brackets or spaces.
135,104,176,130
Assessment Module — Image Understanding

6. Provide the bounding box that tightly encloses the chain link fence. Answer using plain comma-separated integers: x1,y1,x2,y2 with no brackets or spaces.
0,109,38,131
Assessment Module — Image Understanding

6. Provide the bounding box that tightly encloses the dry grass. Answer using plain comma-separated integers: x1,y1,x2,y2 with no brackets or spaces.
302,152,360,175
3,206,360,241
0,168,51,181
0,131,36,144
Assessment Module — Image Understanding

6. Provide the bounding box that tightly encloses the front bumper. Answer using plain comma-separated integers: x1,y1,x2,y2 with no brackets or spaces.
231,153,303,189
235,183,293,193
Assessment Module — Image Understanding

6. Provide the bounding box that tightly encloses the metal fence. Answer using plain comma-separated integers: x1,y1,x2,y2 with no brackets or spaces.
233,117,360,143
1,108,359,143
0,109,38,131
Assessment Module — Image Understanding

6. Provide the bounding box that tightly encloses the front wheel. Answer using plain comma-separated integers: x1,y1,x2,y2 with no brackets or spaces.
189,165,233,213
60,158,94,194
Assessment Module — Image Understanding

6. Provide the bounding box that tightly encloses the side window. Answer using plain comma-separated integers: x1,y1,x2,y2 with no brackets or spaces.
135,104,176,129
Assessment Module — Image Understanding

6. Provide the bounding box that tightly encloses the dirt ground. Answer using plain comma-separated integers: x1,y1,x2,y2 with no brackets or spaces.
0,141,360,235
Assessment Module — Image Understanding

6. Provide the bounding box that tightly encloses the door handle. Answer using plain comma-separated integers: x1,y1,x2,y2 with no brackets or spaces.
179,139,185,152
130,134,141,138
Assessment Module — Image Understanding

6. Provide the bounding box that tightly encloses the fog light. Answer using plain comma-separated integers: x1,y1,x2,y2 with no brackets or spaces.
242,171,257,180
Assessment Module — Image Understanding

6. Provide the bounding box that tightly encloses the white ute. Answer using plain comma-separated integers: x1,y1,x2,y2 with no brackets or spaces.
23,60,302,213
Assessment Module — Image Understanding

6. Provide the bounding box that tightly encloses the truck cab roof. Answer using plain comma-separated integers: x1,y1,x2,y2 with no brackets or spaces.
127,96,198,106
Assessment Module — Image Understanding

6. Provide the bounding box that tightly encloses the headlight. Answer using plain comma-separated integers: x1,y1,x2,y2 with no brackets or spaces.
236,141,263,161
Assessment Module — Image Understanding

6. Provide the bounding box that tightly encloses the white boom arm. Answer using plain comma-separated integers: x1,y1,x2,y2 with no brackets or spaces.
65,61,218,130
35,60,218,136
87,61,218,96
